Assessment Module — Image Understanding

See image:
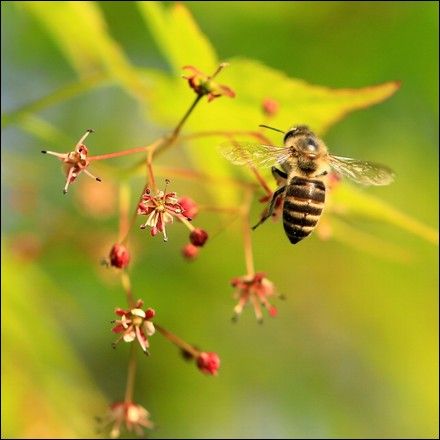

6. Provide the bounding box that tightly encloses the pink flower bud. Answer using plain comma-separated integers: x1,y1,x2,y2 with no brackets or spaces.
262,98,279,116
189,228,209,247
109,243,130,269
145,308,155,319
178,196,199,219
197,352,220,375
182,243,200,260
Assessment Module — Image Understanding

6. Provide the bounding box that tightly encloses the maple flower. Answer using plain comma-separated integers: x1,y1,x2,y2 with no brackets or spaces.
41,129,101,194
182,64,235,102
196,352,220,375
112,300,155,354
137,181,187,241
231,272,278,322
100,401,154,438
109,243,130,269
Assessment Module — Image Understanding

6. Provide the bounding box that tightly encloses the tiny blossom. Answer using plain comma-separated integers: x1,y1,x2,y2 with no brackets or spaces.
182,65,235,102
112,300,155,354
262,98,279,116
41,129,101,194
178,196,199,219
231,272,278,322
137,182,187,241
197,352,220,375
109,243,130,269
189,228,209,247
182,243,199,261
100,401,154,438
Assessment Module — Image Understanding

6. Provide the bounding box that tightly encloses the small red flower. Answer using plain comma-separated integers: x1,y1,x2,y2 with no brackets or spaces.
231,273,278,322
182,243,199,260
178,196,199,219
112,300,155,354
137,182,188,241
182,64,235,102
41,129,101,194
100,401,153,438
189,228,209,247
196,352,220,375
262,98,279,116
109,243,130,269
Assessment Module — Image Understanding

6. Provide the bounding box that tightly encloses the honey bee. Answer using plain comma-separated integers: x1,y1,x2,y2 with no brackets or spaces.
221,125,395,244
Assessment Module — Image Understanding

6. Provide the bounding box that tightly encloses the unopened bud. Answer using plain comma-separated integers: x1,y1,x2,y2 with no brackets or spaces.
189,228,208,247
109,243,130,269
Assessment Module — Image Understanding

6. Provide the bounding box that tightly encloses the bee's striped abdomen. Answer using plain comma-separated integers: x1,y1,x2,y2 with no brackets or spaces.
283,177,325,244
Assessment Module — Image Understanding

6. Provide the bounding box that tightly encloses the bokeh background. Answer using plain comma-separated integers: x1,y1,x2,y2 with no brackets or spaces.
2,1,438,438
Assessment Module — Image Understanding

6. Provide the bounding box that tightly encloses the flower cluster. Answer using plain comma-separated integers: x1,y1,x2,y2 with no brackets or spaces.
137,184,187,241
41,129,101,194
183,65,235,102
112,300,155,354
101,401,154,439
231,272,278,322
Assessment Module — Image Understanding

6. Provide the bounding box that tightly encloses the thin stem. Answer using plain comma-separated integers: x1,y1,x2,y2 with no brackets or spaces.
198,205,242,214
118,183,130,243
171,95,202,139
121,272,135,308
124,343,137,404
88,145,148,162
155,324,199,358
242,190,255,276
251,166,273,196
178,215,195,232
146,148,157,193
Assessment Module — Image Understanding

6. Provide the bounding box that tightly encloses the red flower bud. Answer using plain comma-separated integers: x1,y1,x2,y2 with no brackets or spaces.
262,98,279,116
196,352,220,375
182,243,200,260
178,196,199,219
189,228,209,247
109,243,130,269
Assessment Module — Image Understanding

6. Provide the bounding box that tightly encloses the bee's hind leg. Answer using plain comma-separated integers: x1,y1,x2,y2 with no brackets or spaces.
252,185,286,230
271,167,288,183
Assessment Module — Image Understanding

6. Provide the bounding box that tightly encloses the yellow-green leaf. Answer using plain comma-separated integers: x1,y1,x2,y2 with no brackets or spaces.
137,1,218,75
330,183,438,244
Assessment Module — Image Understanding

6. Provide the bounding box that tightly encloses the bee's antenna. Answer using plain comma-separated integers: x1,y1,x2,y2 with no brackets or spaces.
259,124,285,134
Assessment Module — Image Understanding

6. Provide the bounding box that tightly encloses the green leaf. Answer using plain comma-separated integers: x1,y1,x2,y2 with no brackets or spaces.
330,183,438,244
137,2,218,75
1,252,107,438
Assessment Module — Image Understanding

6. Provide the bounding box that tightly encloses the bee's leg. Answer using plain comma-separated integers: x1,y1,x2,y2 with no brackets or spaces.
271,167,288,183
252,186,286,230
314,170,328,178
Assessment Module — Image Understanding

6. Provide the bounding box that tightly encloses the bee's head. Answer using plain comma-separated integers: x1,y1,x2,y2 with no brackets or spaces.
284,125,323,158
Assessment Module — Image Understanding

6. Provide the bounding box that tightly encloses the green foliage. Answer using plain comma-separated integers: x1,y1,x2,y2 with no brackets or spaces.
1,253,106,438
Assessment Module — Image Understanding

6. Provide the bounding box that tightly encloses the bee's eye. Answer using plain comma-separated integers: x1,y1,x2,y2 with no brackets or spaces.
304,137,318,153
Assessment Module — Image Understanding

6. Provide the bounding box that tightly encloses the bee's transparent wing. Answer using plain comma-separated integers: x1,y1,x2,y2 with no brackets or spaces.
329,155,395,186
220,141,291,168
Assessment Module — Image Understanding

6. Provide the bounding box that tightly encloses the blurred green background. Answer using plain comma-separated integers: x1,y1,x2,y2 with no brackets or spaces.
1,1,438,438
